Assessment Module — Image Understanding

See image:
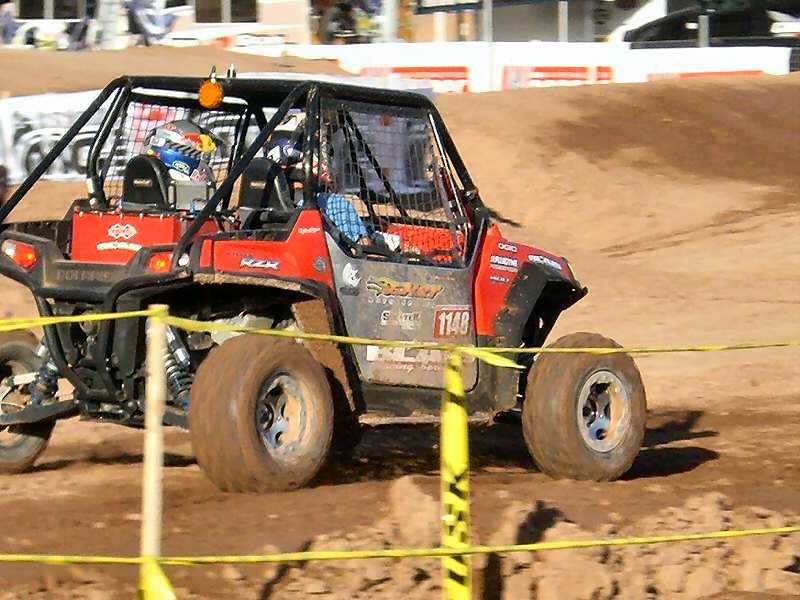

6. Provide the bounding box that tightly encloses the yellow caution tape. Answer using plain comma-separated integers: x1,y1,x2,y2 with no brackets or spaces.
0,309,161,333
0,310,793,360
0,525,796,566
138,557,177,600
441,352,471,600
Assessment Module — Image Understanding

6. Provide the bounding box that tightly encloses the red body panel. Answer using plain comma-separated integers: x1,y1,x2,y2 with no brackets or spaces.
71,209,222,264
473,225,573,336
199,211,334,289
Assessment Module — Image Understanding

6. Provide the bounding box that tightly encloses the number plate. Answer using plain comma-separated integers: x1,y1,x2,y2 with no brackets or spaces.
434,305,472,338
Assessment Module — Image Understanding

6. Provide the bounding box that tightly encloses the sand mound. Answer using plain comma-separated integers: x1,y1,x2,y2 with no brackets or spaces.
264,483,799,600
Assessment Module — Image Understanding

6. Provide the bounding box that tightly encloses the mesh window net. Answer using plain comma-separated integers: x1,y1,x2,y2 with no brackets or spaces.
96,95,247,205
320,99,470,266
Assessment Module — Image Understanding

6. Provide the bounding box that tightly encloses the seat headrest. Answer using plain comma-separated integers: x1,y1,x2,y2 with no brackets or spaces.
122,155,169,209
239,157,293,212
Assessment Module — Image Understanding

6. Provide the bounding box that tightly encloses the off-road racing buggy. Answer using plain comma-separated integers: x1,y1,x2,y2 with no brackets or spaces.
0,74,646,491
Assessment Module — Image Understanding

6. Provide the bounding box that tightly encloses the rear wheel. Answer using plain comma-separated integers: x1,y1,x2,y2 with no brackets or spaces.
0,331,54,474
522,332,646,481
190,335,334,492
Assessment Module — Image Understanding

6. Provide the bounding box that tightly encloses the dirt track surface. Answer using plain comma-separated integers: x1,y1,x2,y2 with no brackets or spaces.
1,70,800,598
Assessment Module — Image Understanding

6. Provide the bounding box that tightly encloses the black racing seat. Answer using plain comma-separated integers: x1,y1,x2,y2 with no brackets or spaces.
121,154,170,210
239,158,293,214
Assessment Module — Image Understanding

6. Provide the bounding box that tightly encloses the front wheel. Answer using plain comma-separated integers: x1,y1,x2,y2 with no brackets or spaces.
522,332,646,481
190,335,334,492
0,331,54,474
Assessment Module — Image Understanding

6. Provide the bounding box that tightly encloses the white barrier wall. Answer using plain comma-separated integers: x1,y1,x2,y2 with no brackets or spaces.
232,42,794,93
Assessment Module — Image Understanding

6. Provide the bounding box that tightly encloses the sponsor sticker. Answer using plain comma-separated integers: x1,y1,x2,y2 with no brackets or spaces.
489,274,510,284
365,345,446,372
172,160,191,175
240,257,280,270
497,242,517,253
379,310,422,331
434,305,471,338
528,254,563,272
96,241,143,252
298,227,321,235
107,223,137,240
313,256,327,272
366,277,444,300
342,263,361,287
489,255,519,273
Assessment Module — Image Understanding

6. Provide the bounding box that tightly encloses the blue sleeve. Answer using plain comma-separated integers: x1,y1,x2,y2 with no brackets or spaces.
317,193,368,243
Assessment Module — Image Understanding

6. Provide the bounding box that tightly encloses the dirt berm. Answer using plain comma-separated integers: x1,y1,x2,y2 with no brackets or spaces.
0,67,798,599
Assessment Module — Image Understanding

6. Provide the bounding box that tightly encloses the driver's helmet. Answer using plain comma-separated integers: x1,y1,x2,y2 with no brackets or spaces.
264,113,304,166
144,119,219,184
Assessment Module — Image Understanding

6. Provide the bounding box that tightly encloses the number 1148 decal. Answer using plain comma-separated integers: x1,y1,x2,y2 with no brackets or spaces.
434,306,471,338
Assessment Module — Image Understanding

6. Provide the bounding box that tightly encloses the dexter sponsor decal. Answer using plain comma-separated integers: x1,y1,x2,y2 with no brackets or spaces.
528,254,563,272
365,345,445,372
366,277,444,300
240,257,280,270
434,305,471,338
489,255,519,273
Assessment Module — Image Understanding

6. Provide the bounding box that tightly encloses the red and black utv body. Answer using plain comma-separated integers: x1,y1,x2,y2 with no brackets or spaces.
0,75,645,490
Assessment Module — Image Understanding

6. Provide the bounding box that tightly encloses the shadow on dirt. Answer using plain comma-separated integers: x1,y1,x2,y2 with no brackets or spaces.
24,410,719,483
481,501,566,600
317,411,719,486
30,451,194,474
643,409,718,447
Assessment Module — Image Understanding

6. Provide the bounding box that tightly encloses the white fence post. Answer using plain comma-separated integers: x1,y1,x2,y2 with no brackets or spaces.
138,304,175,599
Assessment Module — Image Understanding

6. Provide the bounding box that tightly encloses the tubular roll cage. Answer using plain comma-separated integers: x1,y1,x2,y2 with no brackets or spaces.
0,76,492,405
0,75,485,265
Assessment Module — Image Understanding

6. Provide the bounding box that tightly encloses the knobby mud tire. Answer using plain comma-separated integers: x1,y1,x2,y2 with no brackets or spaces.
190,335,334,492
522,332,646,481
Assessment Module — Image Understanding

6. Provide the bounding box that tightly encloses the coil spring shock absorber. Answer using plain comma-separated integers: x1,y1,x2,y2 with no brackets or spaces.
164,327,193,409
29,342,59,405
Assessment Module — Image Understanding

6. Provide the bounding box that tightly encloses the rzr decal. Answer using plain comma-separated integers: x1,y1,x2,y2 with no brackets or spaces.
240,257,280,270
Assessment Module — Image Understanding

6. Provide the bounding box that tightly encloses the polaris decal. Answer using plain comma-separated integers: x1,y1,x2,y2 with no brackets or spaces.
240,257,280,270
96,241,143,252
